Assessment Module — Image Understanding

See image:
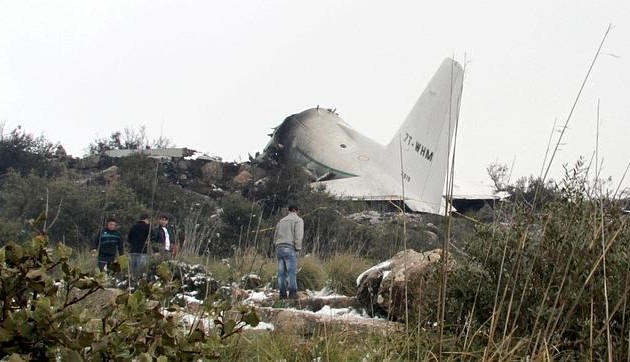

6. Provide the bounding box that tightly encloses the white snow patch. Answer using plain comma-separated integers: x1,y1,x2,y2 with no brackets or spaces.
178,312,213,332
245,291,270,304
307,288,344,299
315,305,355,317
311,305,385,320
243,321,275,331
181,294,203,304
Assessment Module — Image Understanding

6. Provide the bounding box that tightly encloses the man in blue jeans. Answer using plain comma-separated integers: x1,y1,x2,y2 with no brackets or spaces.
274,205,304,299
127,213,151,279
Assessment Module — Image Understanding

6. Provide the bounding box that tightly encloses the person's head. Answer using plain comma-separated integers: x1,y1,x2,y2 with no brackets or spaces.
139,213,150,223
287,205,299,213
158,215,169,227
105,217,117,231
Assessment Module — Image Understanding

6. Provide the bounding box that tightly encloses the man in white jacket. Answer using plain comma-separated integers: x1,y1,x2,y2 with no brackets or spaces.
273,205,304,299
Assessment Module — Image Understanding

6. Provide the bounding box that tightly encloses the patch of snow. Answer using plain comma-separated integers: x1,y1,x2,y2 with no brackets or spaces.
356,260,391,286
306,287,344,299
180,294,203,304
245,291,270,303
177,312,213,332
243,321,275,331
315,305,354,317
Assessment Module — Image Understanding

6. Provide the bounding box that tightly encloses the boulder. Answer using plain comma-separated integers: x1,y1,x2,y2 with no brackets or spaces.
95,165,119,186
356,249,442,321
201,162,223,184
233,169,253,186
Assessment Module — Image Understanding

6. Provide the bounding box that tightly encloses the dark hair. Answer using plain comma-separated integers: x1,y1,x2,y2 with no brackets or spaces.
139,213,150,221
159,214,169,220
287,205,299,212
105,217,117,223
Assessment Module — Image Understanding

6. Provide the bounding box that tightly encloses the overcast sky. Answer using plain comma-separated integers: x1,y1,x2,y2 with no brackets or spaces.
1,1,629,192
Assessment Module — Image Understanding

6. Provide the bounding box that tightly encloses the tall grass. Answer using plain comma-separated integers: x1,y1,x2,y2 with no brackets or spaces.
324,253,372,295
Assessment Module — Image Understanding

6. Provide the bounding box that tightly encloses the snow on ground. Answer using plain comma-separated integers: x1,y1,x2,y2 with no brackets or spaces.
244,291,270,304
313,305,383,320
306,288,344,299
180,294,204,304
174,311,214,332
243,321,275,331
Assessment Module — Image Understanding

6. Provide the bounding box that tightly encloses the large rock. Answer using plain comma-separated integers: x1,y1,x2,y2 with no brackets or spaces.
233,169,253,186
201,162,223,184
356,249,442,321
93,165,119,186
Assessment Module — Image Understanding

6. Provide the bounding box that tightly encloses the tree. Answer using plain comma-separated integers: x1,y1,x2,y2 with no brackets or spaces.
0,126,63,177
88,126,173,155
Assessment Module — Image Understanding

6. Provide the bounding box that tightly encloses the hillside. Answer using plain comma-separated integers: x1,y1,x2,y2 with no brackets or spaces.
3,127,630,360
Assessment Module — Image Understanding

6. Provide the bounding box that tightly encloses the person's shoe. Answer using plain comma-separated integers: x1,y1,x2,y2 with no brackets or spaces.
288,293,299,300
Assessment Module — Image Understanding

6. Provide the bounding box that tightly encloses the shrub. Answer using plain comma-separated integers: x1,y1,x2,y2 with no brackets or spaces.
0,234,259,360
231,248,276,287
324,253,372,296
216,193,262,256
297,255,325,291
0,126,65,177
415,163,630,359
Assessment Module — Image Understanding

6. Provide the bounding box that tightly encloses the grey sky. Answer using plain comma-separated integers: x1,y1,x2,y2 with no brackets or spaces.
1,1,629,191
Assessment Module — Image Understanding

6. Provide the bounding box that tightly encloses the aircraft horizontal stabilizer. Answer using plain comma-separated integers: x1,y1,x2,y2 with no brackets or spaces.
314,176,448,214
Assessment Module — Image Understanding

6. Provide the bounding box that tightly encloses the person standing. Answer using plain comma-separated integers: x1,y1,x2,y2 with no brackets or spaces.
127,213,151,278
273,205,304,299
151,214,176,257
94,217,124,272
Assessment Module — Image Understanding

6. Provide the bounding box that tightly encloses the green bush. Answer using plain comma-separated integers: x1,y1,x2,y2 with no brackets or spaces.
216,193,262,256
324,253,372,296
414,164,630,359
0,170,147,248
0,235,259,360
0,126,66,177
297,255,325,291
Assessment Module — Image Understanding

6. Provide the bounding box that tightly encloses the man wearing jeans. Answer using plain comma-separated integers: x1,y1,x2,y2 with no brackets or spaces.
274,205,304,299
127,213,151,279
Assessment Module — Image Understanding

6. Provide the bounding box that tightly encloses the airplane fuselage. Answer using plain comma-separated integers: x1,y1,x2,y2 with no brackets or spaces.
276,108,393,181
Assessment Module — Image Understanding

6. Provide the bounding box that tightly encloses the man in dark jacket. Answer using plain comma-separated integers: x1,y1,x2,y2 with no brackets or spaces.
151,215,176,257
95,217,124,272
127,213,151,278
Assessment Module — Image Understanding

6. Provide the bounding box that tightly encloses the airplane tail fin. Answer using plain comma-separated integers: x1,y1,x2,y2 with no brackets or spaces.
386,58,464,213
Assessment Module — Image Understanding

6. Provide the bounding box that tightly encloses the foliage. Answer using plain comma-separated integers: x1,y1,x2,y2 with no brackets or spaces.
0,234,259,360
0,125,66,177
230,248,275,287
296,255,325,291
0,170,145,247
216,193,263,256
487,161,510,192
87,126,173,155
254,161,311,212
324,253,372,296
238,329,386,361
413,161,630,359
505,175,561,209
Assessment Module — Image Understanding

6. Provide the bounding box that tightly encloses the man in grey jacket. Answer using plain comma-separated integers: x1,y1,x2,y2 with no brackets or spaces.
274,205,303,299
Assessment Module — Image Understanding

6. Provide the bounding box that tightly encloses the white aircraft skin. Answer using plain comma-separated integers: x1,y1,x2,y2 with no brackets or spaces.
262,58,464,214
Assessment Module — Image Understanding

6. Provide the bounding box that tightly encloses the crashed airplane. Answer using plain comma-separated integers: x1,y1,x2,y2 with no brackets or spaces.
260,58,464,214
